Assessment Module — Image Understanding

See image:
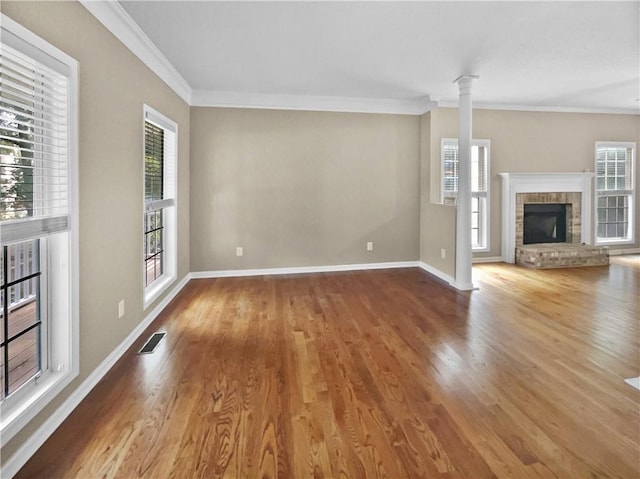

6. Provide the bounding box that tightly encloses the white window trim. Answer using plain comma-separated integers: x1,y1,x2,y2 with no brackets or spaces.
594,141,636,246
0,14,79,446
142,105,177,309
441,138,491,252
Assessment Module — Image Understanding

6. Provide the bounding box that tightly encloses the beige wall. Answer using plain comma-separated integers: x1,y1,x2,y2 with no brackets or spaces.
429,107,640,259
1,0,190,465
190,108,420,271
419,111,457,277
2,0,639,470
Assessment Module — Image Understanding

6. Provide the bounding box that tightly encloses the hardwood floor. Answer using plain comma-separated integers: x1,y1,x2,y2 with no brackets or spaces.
16,256,639,478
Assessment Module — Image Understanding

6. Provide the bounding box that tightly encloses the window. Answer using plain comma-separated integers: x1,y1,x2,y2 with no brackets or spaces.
0,15,78,443
441,139,491,251
143,106,176,307
595,142,635,244
1,241,43,399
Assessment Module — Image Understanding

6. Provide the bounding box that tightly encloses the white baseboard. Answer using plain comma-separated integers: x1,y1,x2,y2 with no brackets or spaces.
417,262,480,291
2,262,420,476
1,257,490,476
1,273,192,479
7,239,636,477
609,248,640,256
472,256,504,264
418,261,456,285
449,281,479,291
191,261,419,279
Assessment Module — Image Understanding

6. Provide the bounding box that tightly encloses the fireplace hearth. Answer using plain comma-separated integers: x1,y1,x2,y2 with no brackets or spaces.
499,173,609,268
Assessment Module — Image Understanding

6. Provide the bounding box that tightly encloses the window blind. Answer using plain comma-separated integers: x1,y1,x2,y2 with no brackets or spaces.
596,146,633,193
144,116,175,213
442,142,459,195
442,141,488,196
145,121,164,202
0,42,69,245
473,145,488,194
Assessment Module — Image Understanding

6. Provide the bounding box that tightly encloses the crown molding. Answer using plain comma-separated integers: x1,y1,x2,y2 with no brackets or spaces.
79,0,192,105
77,2,636,116
191,90,437,115
77,1,434,115
436,100,640,115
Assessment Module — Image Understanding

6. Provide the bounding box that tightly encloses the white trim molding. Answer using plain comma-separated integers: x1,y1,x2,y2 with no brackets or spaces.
79,0,191,104
191,90,436,115
0,13,81,449
1,274,192,479
80,0,437,115
191,261,419,279
418,261,478,292
418,261,456,286
472,256,504,264
593,141,636,246
609,248,640,256
436,100,640,116
76,3,640,116
499,172,595,264
142,105,179,309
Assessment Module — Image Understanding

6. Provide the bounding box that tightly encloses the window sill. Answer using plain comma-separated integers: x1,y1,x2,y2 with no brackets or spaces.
143,273,176,310
595,238,635,247
0,367,78,446
430,201,457,207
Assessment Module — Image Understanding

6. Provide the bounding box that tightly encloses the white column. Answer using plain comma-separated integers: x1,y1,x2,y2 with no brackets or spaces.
453,75,478,291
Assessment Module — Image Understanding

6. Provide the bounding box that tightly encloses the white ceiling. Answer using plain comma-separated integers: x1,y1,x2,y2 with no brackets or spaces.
115,1,640,114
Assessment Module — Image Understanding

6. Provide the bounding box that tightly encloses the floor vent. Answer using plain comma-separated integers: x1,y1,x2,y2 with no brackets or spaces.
138,332,166,354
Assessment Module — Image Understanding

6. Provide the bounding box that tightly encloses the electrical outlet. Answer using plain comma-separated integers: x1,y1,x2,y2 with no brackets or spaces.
441,248,446,259
367,241,374,251
118,299,125,319
236,246,243,257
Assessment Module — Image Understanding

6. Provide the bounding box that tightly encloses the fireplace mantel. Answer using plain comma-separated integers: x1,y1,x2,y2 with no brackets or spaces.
499,172,595,263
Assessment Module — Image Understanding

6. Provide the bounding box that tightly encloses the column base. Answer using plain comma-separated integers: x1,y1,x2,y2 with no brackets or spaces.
448,281,478,291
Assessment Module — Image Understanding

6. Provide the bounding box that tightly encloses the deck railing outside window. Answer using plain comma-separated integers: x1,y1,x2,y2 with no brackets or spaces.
1,240,41,399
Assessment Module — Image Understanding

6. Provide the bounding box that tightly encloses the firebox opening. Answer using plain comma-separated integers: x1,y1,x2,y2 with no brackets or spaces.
523,203,568,245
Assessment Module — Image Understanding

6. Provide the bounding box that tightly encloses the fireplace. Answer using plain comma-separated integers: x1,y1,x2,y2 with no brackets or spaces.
516,192,581,248
499,173,608,268
498,173,595,263
523,203,569,244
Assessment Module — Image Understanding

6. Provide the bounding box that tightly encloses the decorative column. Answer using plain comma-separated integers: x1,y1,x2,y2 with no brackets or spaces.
453,75,478,291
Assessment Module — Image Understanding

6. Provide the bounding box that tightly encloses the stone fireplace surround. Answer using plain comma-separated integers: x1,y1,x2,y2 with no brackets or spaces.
513,190,608,268
499,173,595,263
517,192,581,245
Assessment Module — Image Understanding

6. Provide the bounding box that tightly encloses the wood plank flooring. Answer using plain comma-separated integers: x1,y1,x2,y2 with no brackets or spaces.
15,256,640,478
